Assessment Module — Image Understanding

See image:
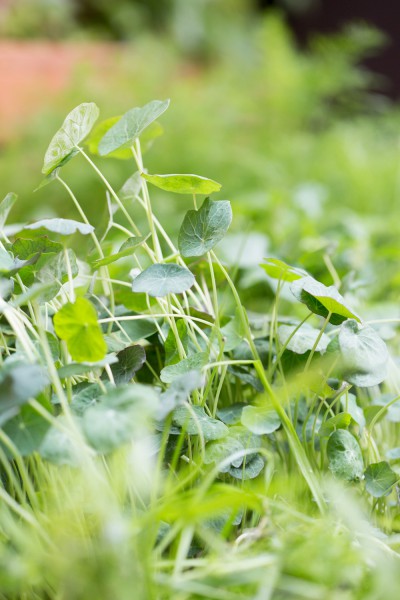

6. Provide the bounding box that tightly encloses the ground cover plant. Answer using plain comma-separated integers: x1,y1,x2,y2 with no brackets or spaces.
1,95,400,599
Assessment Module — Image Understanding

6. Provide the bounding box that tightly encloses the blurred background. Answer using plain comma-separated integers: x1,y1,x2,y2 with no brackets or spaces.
1,0,400,305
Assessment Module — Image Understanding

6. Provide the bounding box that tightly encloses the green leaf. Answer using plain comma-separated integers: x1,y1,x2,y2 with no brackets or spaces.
142,173,221,195
0,193,17,229
98,99,169,156
318,413,352,438
164,319,189,365
132,263,195,297
53,297,107,363
386,448,400,461
82,384,159,453
364,461,398,497
58,356,117,379
340,393,366,432
160,352,208,384
92,235,149,268
85,116,132,159
327,429,364,481
221,309,246,352
172,405,228,441
24,218,94,236
204,436,245,472
229,453,265,480
336,319,389,387
2,405,50,457
241,405,281,435
278,324,330,354
39,417,82,466
291,276,361,325
119,172,143,201
111,345,146,384
178,198,232,257
42,102,99,175
158,370,204,420
0,362,49,414
11,237,63,260
261,258,306,282
216,403,246,425
119,317,160,342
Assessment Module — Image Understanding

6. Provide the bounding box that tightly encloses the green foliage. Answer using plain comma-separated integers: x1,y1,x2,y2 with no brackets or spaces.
142,173,221,195
131,263,195,297
178,197,232,257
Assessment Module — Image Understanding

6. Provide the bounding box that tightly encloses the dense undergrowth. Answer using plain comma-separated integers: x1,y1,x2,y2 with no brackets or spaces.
1,90,400,600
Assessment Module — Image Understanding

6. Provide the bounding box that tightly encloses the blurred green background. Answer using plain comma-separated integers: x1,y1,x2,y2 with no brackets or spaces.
1,0,400,306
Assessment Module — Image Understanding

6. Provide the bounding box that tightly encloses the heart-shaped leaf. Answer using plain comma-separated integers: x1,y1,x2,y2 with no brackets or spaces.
98,99,169,156
42,102,99,175
327,429,364,481
291,276,361,325
53,297,107,363
142,173,221,195
132,263,195,297
178,198,232,257
364,461,398,497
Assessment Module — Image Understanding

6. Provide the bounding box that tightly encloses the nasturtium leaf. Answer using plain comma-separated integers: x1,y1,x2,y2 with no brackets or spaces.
327,429,364,481
132,263,195,297
261,258,306,282
278,324,330,354
142,173,222,195
241,405,281,435
340,393,366,432
221,309,246,352
92,235,149,268
24,218,94,236
0,363,49,414
364,461,398,497
318,413,352,438
119,172,143,201
0,192,17,229
98,99,169,156
111,345,146,384
40,417,82,466
291,276,361,325
82,384,159,453
216,403,246,425
42,102,99,175
229,453,265,480
12,237,63,260
386,448,400,461
158,370,204,420
336,319,389,387
53,297,107,363
178,198,232,257
70,384,103,416
160,352,208,384
172,404,228,441
85,116,131,159
2,405,50,457
204,436,245,472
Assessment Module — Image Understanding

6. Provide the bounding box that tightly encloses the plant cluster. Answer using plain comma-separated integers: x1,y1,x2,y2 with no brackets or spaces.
1,98,400,599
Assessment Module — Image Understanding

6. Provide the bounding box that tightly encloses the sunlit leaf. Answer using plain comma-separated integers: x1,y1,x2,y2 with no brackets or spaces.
132,263,195,297
142,173,221,195
179,198,232,257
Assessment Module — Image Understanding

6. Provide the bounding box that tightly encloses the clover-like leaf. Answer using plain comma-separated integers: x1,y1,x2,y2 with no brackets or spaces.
98,99,169,156
42,102,99,175
178,198,232,257
142,173,221,195
53,297,107,363
132,263,195,297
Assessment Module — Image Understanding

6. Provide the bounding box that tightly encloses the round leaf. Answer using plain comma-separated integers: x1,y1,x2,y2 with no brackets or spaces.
364,461,398,497
53,297,107,363
42,102,99,175
229,453,265,480
111,345,146,384
178,198,232,257
337,319,389,387
142,173,221,195
278,324,330,355
241,405,281,435
132,263,195,297
98,99,169,156
327,429,364,481
172,405,228,441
